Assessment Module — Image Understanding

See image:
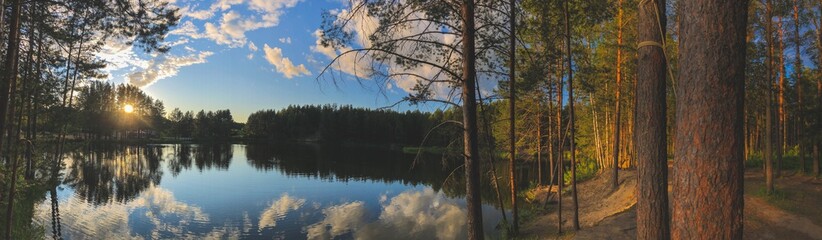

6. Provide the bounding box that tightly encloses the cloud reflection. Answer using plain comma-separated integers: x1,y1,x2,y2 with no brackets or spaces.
306,189,500,240
36,186,223,239
258,193,306,230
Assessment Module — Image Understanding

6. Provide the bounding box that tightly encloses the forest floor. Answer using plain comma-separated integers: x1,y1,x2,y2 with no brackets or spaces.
519,169,822,239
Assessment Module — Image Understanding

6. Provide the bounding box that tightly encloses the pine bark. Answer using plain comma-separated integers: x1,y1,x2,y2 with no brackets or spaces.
672,0,748,238
636,0,669,239
461,1,484,239
508,0,519,233
612,0,623,191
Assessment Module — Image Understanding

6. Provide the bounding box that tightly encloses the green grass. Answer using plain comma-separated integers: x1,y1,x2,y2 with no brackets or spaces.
564,160,598,186
751,186,797,212
745,150,814,174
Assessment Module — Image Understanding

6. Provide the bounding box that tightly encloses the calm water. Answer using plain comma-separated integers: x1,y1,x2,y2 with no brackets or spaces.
33,144,505,239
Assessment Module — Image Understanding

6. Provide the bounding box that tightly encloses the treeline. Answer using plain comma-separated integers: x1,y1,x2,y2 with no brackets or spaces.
74,81,241,140
75,82,167,139
244,105,451,146
167,109,241,140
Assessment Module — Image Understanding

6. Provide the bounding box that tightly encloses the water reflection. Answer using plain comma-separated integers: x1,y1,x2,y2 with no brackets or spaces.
245,144,456,187
258,194,306,230
306,189,503,240
62,145,164,205
34,144,506,239
36,186,211,239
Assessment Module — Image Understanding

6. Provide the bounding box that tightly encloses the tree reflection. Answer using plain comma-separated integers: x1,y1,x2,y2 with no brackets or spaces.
62,145,164,205
245,143,457,190
61,144,234,205
59,143,537,207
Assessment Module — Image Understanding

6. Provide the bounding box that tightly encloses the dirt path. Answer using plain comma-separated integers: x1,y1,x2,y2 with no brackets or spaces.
744,196,822,239
519,170,637,238
521,170,822,239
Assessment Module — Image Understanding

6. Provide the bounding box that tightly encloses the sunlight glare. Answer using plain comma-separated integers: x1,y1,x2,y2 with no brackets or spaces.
124,104,134,113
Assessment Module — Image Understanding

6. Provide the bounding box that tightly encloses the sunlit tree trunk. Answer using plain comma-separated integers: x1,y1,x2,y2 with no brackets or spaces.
636,0,669,239
460,1,484,239
673,0,748,238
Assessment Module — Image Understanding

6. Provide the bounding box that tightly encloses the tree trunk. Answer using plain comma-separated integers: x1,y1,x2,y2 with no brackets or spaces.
3,0,24,237
814,144,819,177
793,0,805,173
0,0,23,162
776,18,786,177
612,0,623,191
636,0,670,239
556,57,564,234
765,0,775,194
548,75,555,186
563,0,580,231
460,1,484,239
508,0,518,233
538,98,543,185
672,0,747,238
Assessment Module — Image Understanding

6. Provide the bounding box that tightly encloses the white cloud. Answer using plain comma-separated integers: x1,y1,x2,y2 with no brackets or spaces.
173,0,304,48
263,44,311,78
310,3,465,100
180,6,215,20
248,42,259,51
96,41,150,78
278,37,292,44
310,29,373,78
126,51,214,87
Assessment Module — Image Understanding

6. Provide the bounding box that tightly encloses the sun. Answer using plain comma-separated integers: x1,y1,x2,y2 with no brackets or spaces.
123,104,134,113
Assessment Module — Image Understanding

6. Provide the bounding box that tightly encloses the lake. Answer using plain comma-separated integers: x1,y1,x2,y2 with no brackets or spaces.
32,144,507,239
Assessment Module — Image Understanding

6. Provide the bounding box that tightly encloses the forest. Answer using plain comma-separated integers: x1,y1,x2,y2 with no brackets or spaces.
0,0,818,239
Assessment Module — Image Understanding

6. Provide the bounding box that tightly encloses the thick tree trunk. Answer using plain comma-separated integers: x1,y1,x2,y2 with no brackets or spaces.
636,0,669,239
612,0,623,191
508,0,518,233
563,0,580,231
460,1,484,239
672,0,747,238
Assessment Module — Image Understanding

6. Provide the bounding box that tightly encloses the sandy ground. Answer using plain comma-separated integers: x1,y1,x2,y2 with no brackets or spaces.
520,169,822,240
520,170,637,239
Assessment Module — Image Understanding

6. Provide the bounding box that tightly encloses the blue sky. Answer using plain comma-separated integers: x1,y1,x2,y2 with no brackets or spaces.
99,0,450,122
